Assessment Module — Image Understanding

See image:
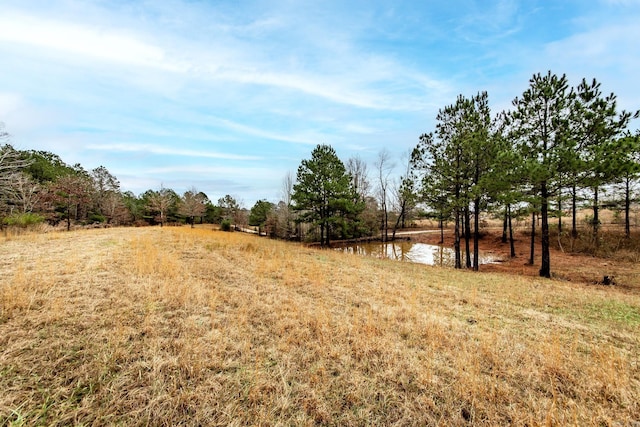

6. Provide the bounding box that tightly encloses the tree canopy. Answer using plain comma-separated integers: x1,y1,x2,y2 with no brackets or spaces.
292,144,361,246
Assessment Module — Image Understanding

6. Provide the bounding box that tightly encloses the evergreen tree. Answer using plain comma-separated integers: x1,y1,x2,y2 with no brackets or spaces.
122,191,146,224
249,199,274,232
508,71,574,278
612,132,640,238
572,78,637,239
411,137,452,245
292,144,360,247
463,92,494,271
413,93,493,269
22,150,75,184
217,194,241,226
485,115,524,258
413,128,466,268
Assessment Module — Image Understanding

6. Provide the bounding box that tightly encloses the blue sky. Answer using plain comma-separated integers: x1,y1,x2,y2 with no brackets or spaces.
1,0,639,206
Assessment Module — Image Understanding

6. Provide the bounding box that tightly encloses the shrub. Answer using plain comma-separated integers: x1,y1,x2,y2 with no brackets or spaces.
2,212,45,228
89,213,107,223
220,219,232,232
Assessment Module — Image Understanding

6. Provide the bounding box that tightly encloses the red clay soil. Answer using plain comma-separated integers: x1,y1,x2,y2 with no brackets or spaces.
411,228,640,294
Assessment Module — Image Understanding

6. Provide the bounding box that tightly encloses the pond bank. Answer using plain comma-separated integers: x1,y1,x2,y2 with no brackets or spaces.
334,240,502,267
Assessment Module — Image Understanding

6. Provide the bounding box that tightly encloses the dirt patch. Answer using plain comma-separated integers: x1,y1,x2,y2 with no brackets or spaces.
410,227,640,293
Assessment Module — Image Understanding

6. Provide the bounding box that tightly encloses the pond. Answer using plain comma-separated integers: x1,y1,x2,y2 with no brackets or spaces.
336,241,501,267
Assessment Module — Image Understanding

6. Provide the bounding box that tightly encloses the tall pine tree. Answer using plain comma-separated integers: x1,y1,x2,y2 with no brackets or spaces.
292,144,361,247
508,71,573,278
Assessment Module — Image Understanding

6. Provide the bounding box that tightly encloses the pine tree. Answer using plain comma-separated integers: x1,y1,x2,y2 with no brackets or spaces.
572,78,637,240
292,144,360,247
508,71,573,278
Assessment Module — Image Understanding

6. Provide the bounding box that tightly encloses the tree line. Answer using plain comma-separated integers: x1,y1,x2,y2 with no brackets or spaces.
2,71,639,278
0,128,247,231
286,72,639,278
413,72,639,277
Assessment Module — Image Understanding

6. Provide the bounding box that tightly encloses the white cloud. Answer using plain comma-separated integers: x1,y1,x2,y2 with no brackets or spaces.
540,20,640,111
0,12,185,72
86,143,262,161
0,5,446,112
202,116,317,145
544,22,640,66
143,165,282,179
4,0,637,205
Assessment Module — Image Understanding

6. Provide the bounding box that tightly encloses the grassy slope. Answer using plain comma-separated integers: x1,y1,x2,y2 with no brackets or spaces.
1,227,639,426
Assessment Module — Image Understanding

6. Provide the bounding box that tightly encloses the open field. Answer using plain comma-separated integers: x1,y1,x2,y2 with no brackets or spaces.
1,227,639,426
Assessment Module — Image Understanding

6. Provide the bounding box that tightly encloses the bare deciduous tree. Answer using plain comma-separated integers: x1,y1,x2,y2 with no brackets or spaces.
179,187,207,228
375,149,394,242
347,155,371,200
147,186,177,227
1,125,33,216
278,171,295,239
8,171,41,214
391,152,417,240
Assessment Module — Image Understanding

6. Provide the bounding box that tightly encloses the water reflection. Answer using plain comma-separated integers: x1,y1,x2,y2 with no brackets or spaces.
336,241,500,267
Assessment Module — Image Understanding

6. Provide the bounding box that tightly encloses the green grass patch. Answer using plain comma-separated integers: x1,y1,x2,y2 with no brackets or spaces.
548,298,640,327
585,300,640,326
2,212,44,227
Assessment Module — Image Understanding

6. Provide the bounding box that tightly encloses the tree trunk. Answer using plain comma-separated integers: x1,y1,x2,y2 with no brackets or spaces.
464,206,471,269
473,197,480,271
593,185,599,241
66,200,71,231
382,198,388,243
439,216,444,244
557,193,562,234
508,204,516,258
571,183,578,238
454,208,461,269
391,200,406,241
540,182,551,278
502,206,508,243
625,177,631,239
529,211,535,265
325,222,330,247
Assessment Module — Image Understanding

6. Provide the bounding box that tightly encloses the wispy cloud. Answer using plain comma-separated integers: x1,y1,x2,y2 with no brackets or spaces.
86,143,262,161
0,6,443,112
454,0,522,44
538,19,640,110
205,116,321,145
1,0,639,204
0,12,184,71
143,165,282,179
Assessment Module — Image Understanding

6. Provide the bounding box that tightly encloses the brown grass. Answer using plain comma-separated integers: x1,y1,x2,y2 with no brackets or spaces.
1,226,639,426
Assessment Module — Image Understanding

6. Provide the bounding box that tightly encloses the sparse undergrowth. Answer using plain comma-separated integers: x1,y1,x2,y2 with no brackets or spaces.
1,227,639,426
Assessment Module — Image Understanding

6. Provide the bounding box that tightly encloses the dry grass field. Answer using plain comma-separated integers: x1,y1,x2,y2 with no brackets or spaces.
1,226,639,426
